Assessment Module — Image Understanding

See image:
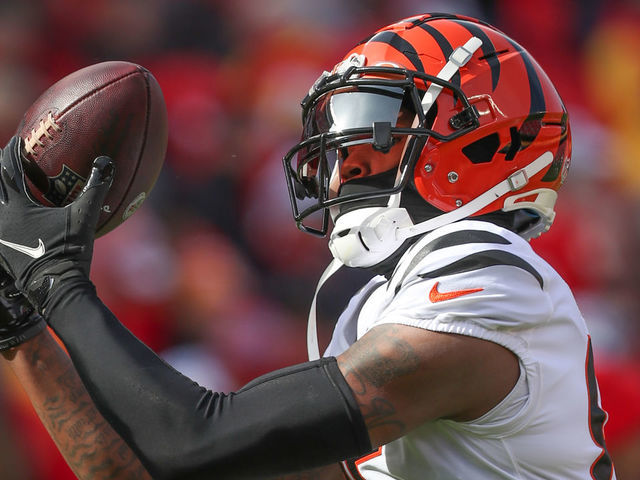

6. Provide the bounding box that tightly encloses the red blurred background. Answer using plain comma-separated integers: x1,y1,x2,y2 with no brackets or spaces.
0,0,639,478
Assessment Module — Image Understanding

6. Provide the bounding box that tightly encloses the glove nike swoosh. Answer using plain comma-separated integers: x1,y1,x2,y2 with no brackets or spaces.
0,238,46,258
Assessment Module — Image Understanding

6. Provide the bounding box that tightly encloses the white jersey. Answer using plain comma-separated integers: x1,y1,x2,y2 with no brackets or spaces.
323,220,615,480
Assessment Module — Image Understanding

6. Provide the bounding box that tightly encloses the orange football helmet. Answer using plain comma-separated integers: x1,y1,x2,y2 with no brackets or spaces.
283,13,571,267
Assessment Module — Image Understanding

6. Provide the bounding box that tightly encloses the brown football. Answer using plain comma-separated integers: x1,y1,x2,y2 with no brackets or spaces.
16,61,168,237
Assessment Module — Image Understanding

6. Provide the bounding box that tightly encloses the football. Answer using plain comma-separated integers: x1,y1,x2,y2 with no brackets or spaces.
16,61,168,237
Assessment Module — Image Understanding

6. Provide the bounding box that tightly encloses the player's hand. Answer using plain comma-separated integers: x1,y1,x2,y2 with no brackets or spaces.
0,267,45,351
0,136,114,314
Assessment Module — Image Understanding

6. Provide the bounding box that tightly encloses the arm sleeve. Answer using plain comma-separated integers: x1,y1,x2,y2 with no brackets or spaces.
47,284,372,480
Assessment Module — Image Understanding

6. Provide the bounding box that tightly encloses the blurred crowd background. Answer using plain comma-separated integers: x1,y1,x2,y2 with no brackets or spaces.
0,0,639,478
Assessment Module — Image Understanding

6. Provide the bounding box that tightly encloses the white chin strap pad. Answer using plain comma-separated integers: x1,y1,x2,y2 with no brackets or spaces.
328,207,414,268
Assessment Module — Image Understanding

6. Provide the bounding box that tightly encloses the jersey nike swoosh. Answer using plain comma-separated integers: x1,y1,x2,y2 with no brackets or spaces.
429,281,483,303
0,238,46,258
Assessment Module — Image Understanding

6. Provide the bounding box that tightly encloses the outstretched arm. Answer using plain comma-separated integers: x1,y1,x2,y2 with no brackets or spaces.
47,287,371,480
0,268,348,480
2,329,152,480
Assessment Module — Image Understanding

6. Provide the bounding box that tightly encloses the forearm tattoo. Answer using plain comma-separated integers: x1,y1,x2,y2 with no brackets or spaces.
16,333,151,480
339,325,420,437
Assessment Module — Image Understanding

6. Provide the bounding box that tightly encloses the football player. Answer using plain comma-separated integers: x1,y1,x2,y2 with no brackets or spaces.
0,13,616,480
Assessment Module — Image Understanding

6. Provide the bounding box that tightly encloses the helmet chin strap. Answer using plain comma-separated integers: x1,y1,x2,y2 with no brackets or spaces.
328,151,554,268
397,151,555,240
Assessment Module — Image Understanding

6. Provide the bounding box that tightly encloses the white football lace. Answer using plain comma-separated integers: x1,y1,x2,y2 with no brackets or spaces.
24,112,61,156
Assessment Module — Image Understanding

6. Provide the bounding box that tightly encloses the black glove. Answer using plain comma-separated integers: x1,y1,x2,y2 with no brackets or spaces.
0,267,45,351
0,136,114,315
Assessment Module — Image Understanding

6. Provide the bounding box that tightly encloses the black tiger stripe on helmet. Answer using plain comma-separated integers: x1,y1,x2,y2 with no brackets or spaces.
367,31,425,72
505,38,546,115
416,22,461,91
453,19,501,91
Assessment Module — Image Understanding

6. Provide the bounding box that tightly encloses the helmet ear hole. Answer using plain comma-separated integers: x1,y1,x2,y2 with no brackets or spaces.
461,133,500,164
